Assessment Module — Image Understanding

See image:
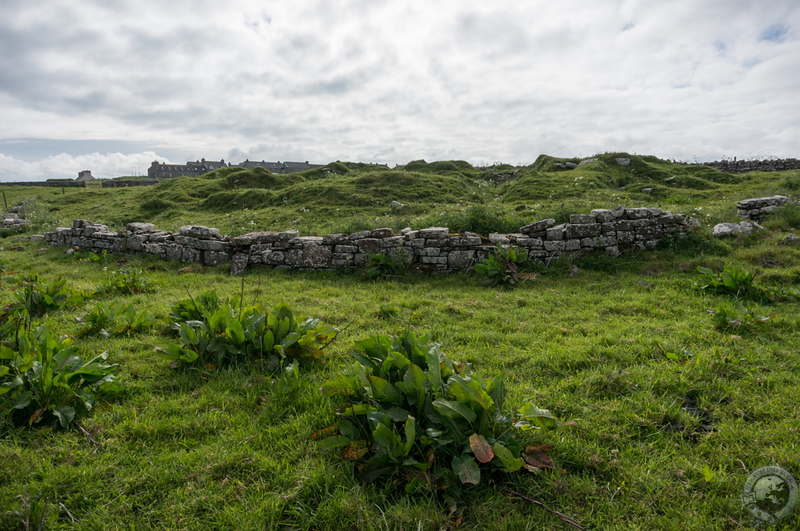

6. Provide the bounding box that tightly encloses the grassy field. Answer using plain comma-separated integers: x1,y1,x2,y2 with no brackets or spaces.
1,154,799,530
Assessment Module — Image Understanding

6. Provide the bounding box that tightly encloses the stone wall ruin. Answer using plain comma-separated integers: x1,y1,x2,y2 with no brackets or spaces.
44,206,699,275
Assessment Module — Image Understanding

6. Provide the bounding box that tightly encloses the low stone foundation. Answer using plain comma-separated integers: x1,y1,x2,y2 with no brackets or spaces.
44,206,699,275
737,195,791,221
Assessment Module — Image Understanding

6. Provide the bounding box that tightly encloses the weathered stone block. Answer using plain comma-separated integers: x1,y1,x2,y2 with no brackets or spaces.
179,225,221,240
334,244,358,254
370,228,394,239
544,240,566,252
289,236,324,246
416,247,442,257
570,214,596,224
322,233,348,245
635,226,666,240
204,250,231,266
489,233,510,244
419,227,449,239
566,224,601,239
380,236,405,248
127,234,147,252
230,253,249,275
546,225,565,240
446,236,482,247
447,250,475,269
143,243,163,254
263,250,285,266
616,231,635,244
181,247,202,263
126,222,155,232
303,246,332,268
520,219,555,234
285,249,304,267
591,209,616,223
357,238,381,254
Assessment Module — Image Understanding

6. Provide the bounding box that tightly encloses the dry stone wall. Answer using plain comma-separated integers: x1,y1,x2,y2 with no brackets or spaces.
699,159,800,174
736,195,791,220
44,207,699,275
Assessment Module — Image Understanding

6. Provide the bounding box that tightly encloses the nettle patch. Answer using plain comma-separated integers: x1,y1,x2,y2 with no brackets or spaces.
317,331,557,496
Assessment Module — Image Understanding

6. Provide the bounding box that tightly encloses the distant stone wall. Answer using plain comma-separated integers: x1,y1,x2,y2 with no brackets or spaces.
0,181,86,187
101,180,160,188
699,159,800,174
43,207,699,275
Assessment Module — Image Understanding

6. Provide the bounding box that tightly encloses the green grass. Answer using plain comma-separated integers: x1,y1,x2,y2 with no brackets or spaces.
1,154,799,529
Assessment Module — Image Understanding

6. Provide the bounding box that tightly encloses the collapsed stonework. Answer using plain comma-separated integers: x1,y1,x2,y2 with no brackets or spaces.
44,206,699,275
737,195,791,221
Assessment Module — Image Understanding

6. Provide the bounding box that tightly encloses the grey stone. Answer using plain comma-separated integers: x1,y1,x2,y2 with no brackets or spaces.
380,236,405,248
322,233,348,245
357,238,381,254
303,246,332,268
616,158,631,166
546,225,565,240
419,227,449,239
591,209,616,223
489,233,510,244
204,251,231,266
179,225,221,240
564,162,578,169
285,249,304,267
520,219,555,234
569,214,596,224
712,223,742,237
230,252,249,275
566,224,601,239
334,244,358,254
447,250,475,269
370,228,394,239
391,201,405,209
126,222,155,232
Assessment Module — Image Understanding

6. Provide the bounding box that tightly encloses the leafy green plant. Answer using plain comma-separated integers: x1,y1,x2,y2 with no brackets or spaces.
96,268,155,296
75,303,161,338
157,297,337,369
317,330,557,493
708,302,774,334
5,275,84,319
0,325,122,429
365,252,407,279
473,245,531,287
696,265,760,299
170,290,221,322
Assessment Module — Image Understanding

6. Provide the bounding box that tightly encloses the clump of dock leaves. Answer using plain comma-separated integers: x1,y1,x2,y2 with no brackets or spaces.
0,325,121,429
317,330,557,495
157,291,338,370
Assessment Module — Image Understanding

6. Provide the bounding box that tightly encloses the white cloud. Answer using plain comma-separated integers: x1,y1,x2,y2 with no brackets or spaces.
0,0,799,180
0,152,163,181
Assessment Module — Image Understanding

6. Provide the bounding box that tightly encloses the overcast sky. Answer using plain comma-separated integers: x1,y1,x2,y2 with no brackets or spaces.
1,0,798,181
